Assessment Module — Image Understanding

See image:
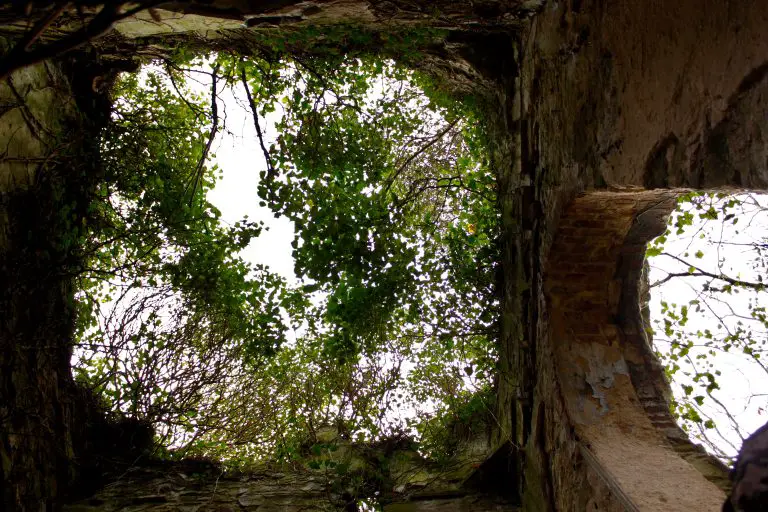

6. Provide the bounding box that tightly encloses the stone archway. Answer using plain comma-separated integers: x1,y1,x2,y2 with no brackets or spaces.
545,190,729,511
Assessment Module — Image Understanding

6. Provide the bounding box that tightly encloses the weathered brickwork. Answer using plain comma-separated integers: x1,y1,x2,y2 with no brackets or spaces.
545,190,726,511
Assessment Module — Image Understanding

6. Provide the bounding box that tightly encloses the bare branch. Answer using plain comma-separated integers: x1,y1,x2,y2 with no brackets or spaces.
384,118,461,197
187,61,221,204
652,252,766,291
239,60,278,185
0,2,163,81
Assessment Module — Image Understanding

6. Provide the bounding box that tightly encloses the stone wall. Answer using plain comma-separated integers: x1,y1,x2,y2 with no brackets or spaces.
519,0,768,192
0,48,131,509
64,462,344,512
0,56,83,510
64,434,519,512
509,0,768,509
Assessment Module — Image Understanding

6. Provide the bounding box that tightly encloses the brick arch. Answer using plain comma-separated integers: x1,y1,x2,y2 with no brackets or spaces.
545,190,729,511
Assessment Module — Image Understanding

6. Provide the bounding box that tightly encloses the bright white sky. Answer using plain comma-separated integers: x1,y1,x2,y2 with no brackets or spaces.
206,81,297,284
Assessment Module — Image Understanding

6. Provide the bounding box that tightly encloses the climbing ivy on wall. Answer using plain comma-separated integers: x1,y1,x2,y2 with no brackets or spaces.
72,39,500,465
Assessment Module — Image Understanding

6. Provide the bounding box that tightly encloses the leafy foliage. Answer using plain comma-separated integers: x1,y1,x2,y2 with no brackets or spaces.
647,192,768,461
73,58,289,445
235,55,498,361
72,45,500,466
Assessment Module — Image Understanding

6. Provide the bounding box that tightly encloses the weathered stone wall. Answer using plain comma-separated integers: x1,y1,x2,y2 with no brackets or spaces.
0,48,129,509
506,0,768,509
0,56,83,510
519,0,768,192
64,465,519,512
112,0,543,35
64,435,519,512
64,462,343,512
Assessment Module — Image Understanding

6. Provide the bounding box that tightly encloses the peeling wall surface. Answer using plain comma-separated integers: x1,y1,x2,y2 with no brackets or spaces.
505,0,768,509
546,191,727,511
2,0,768,509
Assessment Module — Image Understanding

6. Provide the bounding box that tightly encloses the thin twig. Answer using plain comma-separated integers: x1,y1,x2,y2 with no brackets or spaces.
164,61,207,122
652,252,766,290
384,118,460,197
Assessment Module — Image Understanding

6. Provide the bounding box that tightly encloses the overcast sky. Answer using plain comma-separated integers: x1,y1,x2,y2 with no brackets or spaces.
206,81,297,285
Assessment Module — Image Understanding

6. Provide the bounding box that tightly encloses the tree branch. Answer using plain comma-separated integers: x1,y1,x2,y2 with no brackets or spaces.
384,118,460,197
239,61,278,186
0,2,162,81
164,61,207,122
651,252,766,291
187,62,220,204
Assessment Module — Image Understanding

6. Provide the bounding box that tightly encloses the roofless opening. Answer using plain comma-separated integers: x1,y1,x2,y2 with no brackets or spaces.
647,192,768,463
70,43,507,504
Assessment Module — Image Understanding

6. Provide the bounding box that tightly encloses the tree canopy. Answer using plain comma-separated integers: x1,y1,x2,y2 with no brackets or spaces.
66,25,767,478
72,43,499,466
